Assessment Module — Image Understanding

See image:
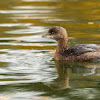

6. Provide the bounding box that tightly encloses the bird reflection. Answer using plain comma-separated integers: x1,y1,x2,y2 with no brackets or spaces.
43,60,69,90
43,60,100,90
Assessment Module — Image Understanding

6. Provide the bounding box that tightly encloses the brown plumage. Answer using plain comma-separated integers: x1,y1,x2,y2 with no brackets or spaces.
42,26,100,61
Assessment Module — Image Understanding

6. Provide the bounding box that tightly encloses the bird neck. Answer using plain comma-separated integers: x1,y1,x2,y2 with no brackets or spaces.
54,38,68,60
57,38,68,53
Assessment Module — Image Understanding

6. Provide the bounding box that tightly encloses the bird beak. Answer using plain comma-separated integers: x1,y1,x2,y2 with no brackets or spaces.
42,33,48,38
42,33,54,39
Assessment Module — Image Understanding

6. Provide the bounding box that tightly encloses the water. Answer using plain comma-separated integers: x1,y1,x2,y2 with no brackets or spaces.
0,0,100,100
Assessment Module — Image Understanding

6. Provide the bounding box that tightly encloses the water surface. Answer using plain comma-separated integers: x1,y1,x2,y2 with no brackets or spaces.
0,0,100,100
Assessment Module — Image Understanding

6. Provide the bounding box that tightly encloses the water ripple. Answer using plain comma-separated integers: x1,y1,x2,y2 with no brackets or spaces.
10,16,50,19
0,10,54,14
0,23,32,27
13,6,56,9
5,26,47,34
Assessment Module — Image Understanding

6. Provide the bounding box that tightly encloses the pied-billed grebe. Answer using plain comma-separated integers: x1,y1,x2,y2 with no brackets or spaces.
42,26,100,61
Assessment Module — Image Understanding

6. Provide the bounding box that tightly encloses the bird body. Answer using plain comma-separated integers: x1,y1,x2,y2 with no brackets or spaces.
42,26,100,61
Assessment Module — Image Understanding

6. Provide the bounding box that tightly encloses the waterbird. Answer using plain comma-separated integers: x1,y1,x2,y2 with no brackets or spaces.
42,26,100,61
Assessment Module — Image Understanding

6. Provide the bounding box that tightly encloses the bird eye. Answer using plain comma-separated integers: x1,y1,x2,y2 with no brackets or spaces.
51,31,56,34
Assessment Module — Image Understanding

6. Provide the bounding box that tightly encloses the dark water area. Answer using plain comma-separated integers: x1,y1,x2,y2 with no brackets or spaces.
0,0,100,100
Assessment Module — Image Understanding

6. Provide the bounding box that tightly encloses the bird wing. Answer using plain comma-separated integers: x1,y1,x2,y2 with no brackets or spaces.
67,44,100,55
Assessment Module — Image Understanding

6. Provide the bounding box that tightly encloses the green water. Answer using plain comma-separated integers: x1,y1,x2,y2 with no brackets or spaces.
0,0,100,100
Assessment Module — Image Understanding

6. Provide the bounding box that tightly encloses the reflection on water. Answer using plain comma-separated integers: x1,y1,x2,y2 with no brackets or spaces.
44,60,100,90
44,61,69,90
0,0,100,99
43,61,100,100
